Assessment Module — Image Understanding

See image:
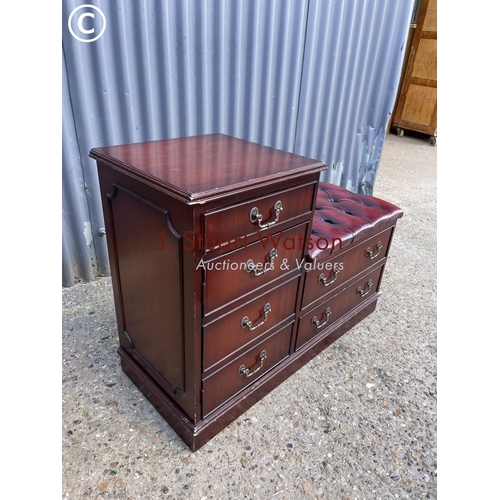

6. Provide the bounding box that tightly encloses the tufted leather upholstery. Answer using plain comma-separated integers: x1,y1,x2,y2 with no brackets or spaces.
308,182,403,261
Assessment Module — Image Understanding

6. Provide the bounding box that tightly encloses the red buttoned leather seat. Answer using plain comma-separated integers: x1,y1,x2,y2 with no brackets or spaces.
308,182,404,261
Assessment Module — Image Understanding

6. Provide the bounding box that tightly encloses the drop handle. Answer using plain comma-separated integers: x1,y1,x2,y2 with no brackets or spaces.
249,200,283,229
312,307,331,329
318,264,342,287
365,242,382,260
245,248,278,276
238,350,267,378
356,279,373,298
241,303,272,331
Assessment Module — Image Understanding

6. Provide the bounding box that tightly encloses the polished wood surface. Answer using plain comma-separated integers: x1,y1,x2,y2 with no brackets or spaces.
203,276,299,372
203,223,307,314
109,185,185,395
203,181,316,252
92,134,399,451
90,133,325,203
301,227,393,310
296,264,385,349
202,322,294,416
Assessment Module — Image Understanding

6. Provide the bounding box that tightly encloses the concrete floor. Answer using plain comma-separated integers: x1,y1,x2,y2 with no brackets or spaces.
62,132,437,499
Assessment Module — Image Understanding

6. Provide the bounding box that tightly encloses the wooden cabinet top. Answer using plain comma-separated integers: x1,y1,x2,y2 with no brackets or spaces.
90,133,326,204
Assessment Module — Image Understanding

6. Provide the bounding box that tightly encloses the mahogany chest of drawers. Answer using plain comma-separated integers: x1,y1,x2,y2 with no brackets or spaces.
90,134,402,451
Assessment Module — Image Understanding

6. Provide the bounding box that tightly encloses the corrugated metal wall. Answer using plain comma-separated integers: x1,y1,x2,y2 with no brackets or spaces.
62,0,414,286
295,0,413,193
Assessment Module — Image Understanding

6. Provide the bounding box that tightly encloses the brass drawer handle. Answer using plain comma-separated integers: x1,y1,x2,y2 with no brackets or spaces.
365,241,383,260
318,264,342,287
312,307,331,329
246,248,278,276
357,279,373,298
249,200,283,229
238,350,267,377
241,303,272,331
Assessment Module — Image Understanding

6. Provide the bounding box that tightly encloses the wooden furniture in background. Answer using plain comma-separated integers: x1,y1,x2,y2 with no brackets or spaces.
392,0,437,145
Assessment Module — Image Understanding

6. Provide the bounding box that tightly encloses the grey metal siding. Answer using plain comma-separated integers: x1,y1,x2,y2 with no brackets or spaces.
294,0,413,193
62,0,413,285
63,51,98,285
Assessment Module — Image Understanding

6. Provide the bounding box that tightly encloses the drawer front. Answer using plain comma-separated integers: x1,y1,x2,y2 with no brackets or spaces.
203,182,316,252
204,223,307,314
296,264,385,349
302,227,393,309
202,322,293,417
203,275,299,372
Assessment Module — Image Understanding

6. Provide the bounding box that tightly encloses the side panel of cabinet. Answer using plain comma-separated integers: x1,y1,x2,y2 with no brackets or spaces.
96,163,198,420
107,184,186,393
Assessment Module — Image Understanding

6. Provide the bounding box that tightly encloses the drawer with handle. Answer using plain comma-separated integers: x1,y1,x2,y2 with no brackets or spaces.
203,275,299,372
202,321,293,417
203,222,307,314
301,227,393,309
296,264,385,349
202,182,316,252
